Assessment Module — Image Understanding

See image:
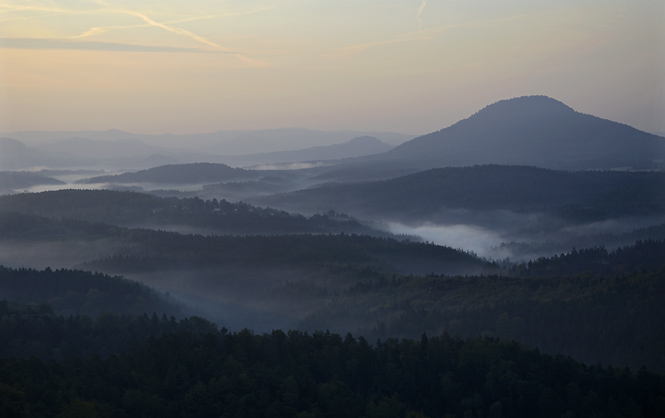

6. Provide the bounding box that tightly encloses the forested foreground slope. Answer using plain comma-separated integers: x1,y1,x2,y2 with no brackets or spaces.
312,264,665,372
1,306,664,418
0,266,184,318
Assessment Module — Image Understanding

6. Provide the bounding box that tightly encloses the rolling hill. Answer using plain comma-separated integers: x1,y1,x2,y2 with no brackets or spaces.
80,162,260,185
0,189,385,236
0,171,65,194
251,165,665,222
217,136,394,167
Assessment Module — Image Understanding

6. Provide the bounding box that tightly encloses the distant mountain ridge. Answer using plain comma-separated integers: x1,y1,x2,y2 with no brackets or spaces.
253,135,392,161
0,137,86,170
219,136,394,167
4,127,413,152
36,137,172,158
1,130,409,170
4,96,663,172
0,137,186,171
363,95,665,170
81,162,258,185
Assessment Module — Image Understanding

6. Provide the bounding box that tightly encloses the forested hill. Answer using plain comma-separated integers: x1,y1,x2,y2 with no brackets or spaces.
0,189,380,235
0,265,184,319
512,239,665,277
0,170,64,194
80,162,259,184
364,95,665,170
2,238,663,372
82,227,488,279
1,307,663,417
252,165,665,222
0,210,490,292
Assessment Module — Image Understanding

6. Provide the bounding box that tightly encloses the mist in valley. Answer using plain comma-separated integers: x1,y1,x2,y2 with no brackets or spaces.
2,2,665,414
387,213,665,262
2,105,665,418
1,95,665,381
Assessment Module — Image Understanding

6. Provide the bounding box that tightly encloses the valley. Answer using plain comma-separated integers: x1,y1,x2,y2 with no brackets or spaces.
1,95,664,416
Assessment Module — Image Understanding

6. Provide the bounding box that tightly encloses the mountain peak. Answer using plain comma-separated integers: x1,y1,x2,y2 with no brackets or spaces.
375,95,665,170
468,95,575,121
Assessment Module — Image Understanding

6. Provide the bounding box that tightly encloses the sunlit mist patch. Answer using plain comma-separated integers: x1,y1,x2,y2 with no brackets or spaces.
387,222,503,258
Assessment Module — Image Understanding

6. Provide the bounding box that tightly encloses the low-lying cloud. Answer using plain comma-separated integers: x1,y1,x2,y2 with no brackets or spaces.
388,222,504,258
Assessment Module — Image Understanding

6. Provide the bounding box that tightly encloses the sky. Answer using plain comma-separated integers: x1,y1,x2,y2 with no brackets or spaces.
0,0,663,136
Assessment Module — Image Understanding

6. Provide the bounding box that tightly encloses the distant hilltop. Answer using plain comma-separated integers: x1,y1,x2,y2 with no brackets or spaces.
363,95,665,171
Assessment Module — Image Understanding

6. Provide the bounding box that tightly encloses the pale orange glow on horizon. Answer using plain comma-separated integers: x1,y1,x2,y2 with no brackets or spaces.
1,0,663,136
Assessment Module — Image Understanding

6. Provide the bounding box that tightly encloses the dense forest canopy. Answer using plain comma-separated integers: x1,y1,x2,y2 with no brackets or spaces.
2,238,663,373
1,301,664,418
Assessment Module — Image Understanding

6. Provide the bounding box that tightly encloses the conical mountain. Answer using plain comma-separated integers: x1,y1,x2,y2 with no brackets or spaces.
371,96,664,170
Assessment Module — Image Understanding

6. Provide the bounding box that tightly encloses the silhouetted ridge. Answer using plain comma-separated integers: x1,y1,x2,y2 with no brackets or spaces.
81,162,255,184
477,95,573,114
371,95,665,170
0,137,28,151
346,135,385,145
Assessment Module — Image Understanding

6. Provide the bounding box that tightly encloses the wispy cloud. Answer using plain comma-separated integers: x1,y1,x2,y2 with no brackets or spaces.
120,9,225,51
0,37,229,53
0,1,268,66
417,0,427,31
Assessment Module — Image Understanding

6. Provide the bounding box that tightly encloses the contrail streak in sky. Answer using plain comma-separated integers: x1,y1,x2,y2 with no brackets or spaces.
1,1,267,66
417,0,427,31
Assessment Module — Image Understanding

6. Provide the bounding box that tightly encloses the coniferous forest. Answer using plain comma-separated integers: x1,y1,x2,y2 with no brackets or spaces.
2,302,664,418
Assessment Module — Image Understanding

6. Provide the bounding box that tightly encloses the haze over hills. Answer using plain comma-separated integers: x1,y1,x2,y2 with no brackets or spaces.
201,128,410,155
80,162,260,185
37,137,175,159
3,0,665,410
4,96,663,175
251,165,665,258
352,95,665,171
0,136,184,171
0,137,87,170
216,136,394,167
3,127,412,154
0,129,409,171
0,171,65,194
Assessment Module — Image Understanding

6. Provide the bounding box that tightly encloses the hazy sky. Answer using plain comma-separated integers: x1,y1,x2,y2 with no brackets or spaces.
1,0,663,136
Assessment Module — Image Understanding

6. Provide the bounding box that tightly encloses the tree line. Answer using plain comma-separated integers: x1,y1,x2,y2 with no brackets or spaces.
1,303,663,418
